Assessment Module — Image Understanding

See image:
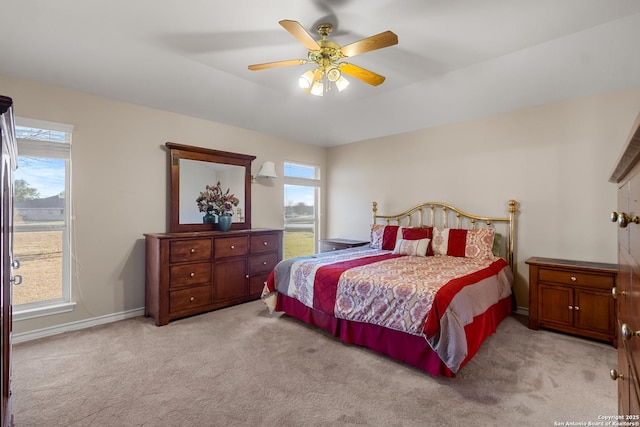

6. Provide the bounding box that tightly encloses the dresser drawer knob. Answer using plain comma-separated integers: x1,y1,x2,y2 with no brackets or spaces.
230,245,235,250
245,274,249,279
621,323,640,340
190,248,196,253
574,305,580,311
570,276,577,282
190,297,195,302
610,369,623,381
263,261,267,265
568,305,574,310
263,241,268,246
190,272,195,277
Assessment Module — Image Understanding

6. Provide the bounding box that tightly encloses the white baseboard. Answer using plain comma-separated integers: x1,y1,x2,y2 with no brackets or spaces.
12,307,145,344
515,306,529,317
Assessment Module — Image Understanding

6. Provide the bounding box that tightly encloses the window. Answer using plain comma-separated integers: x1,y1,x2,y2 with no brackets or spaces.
283,162,320,259
12,118,74,319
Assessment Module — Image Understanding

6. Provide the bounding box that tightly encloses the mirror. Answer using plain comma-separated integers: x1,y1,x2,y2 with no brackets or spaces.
167,142,255,233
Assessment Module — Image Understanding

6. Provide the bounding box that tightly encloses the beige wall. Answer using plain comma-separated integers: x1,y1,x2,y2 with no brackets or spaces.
3,72,640,333
326,87,640,309
0,75,326,334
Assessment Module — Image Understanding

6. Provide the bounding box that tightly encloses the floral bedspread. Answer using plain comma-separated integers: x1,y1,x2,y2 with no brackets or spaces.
264,247,513,372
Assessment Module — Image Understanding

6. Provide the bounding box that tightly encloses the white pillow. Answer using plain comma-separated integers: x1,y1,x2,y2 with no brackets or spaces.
392,238,430,257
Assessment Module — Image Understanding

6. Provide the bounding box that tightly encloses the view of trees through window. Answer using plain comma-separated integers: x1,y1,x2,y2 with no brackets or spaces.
13,122,70,308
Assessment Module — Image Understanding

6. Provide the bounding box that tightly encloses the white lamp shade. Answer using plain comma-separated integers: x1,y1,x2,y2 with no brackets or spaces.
257,161,277,178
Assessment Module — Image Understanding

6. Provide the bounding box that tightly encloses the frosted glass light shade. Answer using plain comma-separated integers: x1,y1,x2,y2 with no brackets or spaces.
310,80,323,96
335,75,350,92
298,70,314,89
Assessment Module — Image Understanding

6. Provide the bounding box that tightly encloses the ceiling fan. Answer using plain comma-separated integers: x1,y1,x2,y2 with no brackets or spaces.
248,20,398,96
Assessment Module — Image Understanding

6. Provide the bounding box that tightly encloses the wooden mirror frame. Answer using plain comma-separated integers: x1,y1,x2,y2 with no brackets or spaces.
166,142,255,233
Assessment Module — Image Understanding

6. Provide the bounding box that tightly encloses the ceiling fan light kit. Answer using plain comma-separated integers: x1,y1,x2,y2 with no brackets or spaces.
248,20,398,96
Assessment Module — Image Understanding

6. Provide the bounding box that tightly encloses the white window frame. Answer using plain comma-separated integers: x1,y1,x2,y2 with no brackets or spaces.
12,117,75,320
283,161,321,254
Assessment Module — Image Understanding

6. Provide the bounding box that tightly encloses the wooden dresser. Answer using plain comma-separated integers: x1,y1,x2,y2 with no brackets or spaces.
610,111,640,416
145,229,282,326
526,257,617,346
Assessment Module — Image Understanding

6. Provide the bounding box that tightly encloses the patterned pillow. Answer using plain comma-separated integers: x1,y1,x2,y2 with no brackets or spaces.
370,224,401,250
392,238,430,257
432,227,496,259
401,227,434,256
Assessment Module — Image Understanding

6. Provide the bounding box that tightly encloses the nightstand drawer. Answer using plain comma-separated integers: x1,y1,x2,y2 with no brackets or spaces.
538,268,615,290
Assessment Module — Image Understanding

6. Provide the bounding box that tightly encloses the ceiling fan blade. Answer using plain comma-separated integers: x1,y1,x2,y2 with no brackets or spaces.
339,63,386,86
248,59,307,71
279,20,321,51
340,31,398,58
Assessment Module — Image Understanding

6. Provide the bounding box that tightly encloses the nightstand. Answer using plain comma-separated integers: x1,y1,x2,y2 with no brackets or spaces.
319,238,369,253
526,256,617,346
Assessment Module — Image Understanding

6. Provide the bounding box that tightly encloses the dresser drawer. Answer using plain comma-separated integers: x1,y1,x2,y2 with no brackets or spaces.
250,233,280,254
249,253,278,274
169,239,212,263
214,236,249,258
538,268,615,290
169,262,211,288
169,285,212,314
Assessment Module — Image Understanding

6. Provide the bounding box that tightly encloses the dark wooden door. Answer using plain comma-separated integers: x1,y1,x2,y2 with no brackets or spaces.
1,95,16,427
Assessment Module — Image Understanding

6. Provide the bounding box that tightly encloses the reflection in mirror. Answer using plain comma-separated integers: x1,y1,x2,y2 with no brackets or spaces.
179,159,246,224
166,142,255,233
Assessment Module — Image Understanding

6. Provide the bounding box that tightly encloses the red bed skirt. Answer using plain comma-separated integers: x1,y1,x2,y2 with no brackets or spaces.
275,292,512,377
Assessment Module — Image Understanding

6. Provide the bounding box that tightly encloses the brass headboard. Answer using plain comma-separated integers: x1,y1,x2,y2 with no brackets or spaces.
372,200,518,273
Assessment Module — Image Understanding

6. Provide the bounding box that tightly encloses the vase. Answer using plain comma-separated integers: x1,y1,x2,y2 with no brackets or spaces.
218,213,232,232
203,212,217,224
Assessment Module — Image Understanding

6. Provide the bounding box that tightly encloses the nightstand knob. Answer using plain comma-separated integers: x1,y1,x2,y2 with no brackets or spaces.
230,245,235,250
190,248,196,253
570,276,577,282
263,241,268,246
190,272,195,277
610,369,623,381
621,323,640,340
190,297,195,302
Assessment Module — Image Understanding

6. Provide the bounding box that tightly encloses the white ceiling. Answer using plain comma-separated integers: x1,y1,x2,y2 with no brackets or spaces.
2,0,640,147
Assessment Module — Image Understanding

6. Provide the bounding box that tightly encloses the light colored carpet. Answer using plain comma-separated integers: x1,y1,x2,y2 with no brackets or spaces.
12,300,617,426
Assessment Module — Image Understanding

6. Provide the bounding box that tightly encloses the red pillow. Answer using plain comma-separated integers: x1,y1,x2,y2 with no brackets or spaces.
370,224,400,250
401,227,434,256
432,227,495,258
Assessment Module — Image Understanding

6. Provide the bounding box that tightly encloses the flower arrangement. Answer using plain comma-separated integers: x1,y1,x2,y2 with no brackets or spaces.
196,182,239,216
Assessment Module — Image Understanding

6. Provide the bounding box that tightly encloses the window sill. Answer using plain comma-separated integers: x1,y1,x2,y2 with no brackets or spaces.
13,301,76,321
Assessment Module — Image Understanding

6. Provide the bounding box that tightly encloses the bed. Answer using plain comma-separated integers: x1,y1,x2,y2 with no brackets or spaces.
262,200,518,377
